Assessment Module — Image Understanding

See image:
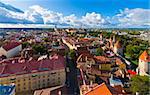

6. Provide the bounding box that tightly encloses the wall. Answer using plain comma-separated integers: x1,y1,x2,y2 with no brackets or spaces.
0,69,66,94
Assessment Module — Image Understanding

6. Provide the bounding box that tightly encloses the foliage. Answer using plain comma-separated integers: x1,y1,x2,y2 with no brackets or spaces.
130,75,150,94
43,38,49,42
68,49,76,59
32,44,47,54
96,48,103,56
22,42,30,48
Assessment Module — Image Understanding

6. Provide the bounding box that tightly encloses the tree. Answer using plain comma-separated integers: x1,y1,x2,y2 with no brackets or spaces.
68,49,76,59
130,75,149,95
22,42,30,48
32,44,47,54
96,48,103,56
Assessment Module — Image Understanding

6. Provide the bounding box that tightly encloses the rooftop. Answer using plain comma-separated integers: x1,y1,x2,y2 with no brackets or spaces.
0,54,65,78
84,83,112,95
139,50,150,62
94,56,111,63
34,85,70,95
2,41,21,51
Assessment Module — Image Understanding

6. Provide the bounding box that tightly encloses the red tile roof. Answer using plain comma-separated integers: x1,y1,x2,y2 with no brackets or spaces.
139,50,150,62
2,41,21,51
85,83,112,95
0,55,65,77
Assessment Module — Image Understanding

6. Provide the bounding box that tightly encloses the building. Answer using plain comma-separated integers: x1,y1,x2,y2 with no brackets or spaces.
76,53,95,70
109,75,123,87
0,84,15,95
34,84,70,95
80,83,112,95
137,50,150,76
0,41,22,58
93,56,112,76
113,41,123,56
0,54,66,95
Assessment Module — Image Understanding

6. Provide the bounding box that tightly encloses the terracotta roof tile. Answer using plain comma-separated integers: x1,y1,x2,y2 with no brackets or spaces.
85,83,112,95
139,50,150,62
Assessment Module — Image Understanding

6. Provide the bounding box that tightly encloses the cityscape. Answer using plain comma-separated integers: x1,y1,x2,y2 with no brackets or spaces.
0,0,149,95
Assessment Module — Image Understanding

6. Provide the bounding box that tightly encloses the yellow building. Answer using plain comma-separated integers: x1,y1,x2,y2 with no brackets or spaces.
0,54,66,95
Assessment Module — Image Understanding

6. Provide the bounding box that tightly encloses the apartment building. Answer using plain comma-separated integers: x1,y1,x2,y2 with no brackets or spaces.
0,54,66,94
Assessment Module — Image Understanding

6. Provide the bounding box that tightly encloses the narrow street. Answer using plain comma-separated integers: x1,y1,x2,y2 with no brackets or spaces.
65,55,80,95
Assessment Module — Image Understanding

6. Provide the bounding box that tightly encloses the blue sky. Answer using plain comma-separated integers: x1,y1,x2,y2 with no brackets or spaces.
0,0,150,28
1,0,149,17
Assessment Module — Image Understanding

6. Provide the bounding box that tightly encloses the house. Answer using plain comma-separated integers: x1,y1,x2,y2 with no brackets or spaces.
34,84,70,95
93,56,112,76
0,84,15,95
0,41,22,58
108,85,127,95
137,50,150,76
80,83,112,95
76,53,95,70
109,75,123,87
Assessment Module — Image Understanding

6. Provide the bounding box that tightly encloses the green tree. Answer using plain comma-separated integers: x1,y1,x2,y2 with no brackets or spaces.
96,48,103,56
130,75,149,95
22,42,30,48
68,49,76,59
32,44,47,54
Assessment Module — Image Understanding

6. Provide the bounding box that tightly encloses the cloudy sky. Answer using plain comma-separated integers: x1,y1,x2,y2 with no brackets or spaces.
0,0,150,28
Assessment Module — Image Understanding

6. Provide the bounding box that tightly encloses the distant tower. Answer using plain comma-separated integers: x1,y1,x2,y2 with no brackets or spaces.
109,37,113,50
113,41,123,56
138,50,150,76
113,35,116,43
100,33,103,41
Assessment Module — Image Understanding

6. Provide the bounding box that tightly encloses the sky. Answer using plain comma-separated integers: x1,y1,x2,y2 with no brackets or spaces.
0,0,150,28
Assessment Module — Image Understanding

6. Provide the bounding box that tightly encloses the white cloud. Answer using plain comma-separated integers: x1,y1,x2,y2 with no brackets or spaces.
112,8,150,27
81,12,106,27
0,3,150,28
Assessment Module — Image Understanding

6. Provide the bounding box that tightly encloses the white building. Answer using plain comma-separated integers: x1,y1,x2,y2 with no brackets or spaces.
0,41,22,58
137,50,150,76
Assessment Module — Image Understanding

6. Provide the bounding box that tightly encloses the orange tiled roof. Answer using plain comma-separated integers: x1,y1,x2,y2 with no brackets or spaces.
139,50,149,62
85,83,112,95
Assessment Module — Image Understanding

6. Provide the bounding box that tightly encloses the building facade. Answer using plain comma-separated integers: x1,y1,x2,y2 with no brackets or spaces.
0,55,66,94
